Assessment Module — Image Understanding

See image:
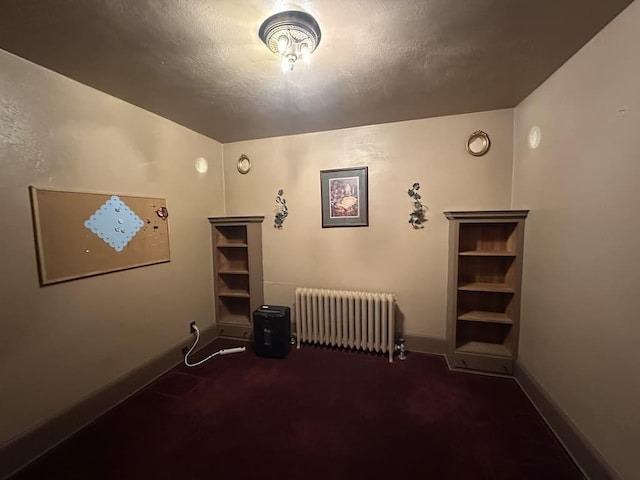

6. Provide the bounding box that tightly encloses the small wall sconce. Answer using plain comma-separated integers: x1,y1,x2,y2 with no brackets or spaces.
195,157,208,173
237,154,251,174
528,125,541,149
466,131,491,156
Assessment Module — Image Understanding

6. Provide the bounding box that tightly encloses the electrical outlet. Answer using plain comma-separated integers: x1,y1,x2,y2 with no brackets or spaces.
190,321,196,334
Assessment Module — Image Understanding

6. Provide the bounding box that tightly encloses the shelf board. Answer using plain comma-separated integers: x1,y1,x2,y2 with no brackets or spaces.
456,341,512,358
459,250,516,257
458,282,514,293
457,311,513,324
218,269,249,275
444,210,529,220
217,243,248,248
218,315,251,326
218,292,250,298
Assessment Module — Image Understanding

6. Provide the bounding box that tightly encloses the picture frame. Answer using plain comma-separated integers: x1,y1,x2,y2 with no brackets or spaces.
320,166,369,228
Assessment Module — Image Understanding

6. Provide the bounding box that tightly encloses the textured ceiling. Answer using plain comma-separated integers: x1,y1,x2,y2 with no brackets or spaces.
0,0,634,143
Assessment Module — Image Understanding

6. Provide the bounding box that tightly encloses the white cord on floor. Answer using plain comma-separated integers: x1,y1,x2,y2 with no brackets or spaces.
184,324,246,367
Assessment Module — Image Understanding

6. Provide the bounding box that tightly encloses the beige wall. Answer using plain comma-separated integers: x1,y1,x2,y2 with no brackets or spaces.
513,2,640,478
223,110,514,338
0,51,223,447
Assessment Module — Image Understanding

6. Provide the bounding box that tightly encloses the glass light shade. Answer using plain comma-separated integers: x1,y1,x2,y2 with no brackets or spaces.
277,35,289,54
259,10,321,72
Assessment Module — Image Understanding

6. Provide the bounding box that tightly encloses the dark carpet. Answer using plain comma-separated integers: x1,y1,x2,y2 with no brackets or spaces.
11,339,585,479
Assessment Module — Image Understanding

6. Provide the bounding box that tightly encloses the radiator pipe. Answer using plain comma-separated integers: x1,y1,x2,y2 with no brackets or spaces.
395,337,407,360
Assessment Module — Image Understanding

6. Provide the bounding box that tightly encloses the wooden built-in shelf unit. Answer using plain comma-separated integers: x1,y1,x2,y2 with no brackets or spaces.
444,210,528,375
209,216,264,340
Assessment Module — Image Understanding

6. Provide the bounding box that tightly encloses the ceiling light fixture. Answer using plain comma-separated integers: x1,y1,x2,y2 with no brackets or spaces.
259,10,321,72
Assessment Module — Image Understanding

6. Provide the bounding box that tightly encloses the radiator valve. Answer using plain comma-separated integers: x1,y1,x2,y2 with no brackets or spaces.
395,337,407,360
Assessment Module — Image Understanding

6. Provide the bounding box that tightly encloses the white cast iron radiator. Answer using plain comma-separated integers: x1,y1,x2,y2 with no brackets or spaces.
294,288,396,362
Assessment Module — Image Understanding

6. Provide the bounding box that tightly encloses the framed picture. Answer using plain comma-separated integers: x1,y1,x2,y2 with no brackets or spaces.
320,166,369,228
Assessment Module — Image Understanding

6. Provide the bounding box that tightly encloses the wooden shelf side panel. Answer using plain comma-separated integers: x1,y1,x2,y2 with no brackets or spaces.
245,221,265,315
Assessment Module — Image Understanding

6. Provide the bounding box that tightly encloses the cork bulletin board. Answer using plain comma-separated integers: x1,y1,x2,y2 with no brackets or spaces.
29,186,170,285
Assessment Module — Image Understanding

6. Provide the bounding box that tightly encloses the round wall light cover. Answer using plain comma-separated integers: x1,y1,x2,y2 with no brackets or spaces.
237,154,251,174
528,125,541,149
195,157,208,173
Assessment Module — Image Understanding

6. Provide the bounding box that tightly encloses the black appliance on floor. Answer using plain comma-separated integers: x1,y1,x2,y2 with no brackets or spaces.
253,305,291,358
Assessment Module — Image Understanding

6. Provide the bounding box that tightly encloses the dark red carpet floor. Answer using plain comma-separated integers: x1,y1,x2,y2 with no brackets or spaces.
10,339,585,479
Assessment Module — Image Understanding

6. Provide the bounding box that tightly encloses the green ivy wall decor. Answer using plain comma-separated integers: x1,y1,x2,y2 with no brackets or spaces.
408,182,427,229
274,189,288,229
